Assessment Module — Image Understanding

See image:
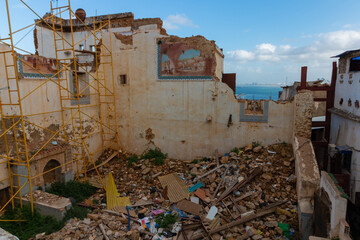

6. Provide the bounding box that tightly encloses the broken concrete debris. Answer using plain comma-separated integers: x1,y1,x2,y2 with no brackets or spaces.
35,143,297,239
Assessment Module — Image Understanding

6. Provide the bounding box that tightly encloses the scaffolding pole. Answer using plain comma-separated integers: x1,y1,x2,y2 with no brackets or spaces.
0,0,125,217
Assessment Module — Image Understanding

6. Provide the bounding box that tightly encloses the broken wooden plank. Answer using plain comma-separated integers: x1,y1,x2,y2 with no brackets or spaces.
212,165,230,199
87,152,117,172
132,199,153,208
216,167,262,203
102,209,138,221
190,201,286,239
209,200,286,234
99,223,109,240
195,164,225,181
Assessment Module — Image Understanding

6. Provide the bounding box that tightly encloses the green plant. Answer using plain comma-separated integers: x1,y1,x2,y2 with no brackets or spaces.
0,205,62,240
95,159,102,166
141,149,167,166
252,141,261,148
153,157,165,165
63,205,89,221
230,147,239,154
155,213,177,228
92,199,99,205
127,155,139,166
191,157,208,164
46,180,97,203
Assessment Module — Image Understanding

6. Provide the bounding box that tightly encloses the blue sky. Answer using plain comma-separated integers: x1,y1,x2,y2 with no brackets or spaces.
1,0,360,85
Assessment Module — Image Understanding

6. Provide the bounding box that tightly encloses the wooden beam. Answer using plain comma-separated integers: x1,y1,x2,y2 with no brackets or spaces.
300,66,307,89
209,201,286,234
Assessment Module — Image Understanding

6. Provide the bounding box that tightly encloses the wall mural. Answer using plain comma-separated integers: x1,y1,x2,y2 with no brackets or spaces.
158,41,213,80
18,55,59,79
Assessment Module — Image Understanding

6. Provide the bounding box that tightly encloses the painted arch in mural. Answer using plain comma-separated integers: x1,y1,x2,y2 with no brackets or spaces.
158,41,213,80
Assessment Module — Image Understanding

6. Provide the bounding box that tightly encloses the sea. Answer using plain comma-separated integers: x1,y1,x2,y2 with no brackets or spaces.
235,85,282,101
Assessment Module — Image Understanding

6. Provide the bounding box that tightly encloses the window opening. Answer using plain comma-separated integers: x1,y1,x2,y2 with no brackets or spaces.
119,74,127,85
349,56,360,72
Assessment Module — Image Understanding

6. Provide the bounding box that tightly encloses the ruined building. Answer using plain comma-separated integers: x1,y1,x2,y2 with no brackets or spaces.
0,8,300,193
0,2,356,240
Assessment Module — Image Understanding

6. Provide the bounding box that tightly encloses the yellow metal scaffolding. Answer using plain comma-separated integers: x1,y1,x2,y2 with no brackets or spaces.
0,0,125,217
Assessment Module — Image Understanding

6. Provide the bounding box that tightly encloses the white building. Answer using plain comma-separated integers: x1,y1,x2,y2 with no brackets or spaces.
330,49,360,206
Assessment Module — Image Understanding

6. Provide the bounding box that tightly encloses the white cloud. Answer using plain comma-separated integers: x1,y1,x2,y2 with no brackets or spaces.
226,50,254,63
255,43,276,54
163,14,199,30
226,30,360,64
225,29,360,84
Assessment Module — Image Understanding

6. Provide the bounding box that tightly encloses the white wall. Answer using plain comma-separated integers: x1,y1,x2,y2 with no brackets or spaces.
109,25,296,160
330,56,360,203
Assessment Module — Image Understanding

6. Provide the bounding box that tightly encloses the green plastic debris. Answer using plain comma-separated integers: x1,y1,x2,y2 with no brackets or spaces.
278,222,290,238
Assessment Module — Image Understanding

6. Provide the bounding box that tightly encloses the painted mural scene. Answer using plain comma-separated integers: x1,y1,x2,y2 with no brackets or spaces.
0,0,359,240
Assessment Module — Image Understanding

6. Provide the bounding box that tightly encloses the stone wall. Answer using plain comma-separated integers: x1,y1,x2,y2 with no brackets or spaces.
293,90,314,139
293,135,320,239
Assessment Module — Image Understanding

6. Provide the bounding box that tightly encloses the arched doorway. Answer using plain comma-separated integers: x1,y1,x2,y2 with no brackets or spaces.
43,159,61,185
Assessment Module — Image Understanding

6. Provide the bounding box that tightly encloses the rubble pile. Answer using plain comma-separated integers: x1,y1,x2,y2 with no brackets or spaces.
39,143,298,240
39,211,140,240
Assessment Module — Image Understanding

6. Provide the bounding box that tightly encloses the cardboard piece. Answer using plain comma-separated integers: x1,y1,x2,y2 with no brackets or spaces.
112,206,137,218
177,200,202,216
158,173,189,203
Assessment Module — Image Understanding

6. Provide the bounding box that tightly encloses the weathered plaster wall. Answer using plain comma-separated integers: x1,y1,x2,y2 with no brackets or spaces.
320,171,347,238
335,57,360,117
0,159,9,191
0,42,102,192
280,84,326,117
293,90,314,139
13,144,73,195
109,24,296,160
292,92,318,240
294,136,320,240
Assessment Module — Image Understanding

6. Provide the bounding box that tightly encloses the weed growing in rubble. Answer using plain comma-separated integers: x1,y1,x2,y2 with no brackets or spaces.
155,212,177,228
46,180,97,203
153,157,165,165
0,205,62,240
141,149,167,166
127,155,139,166
63,205,90,220
230,147,240,154
252,141,261,148
191,157,210,164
